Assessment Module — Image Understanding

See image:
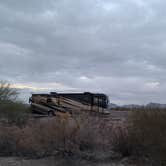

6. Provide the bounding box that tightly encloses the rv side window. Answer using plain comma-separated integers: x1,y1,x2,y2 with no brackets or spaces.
94,97,98,104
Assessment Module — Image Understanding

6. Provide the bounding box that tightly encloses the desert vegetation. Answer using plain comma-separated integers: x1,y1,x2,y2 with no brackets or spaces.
0,81,166,165
0,81,30,127
0,116,108,158
111,108,166,165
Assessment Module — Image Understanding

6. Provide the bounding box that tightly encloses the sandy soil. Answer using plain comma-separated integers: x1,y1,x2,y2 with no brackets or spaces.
0,156,136,166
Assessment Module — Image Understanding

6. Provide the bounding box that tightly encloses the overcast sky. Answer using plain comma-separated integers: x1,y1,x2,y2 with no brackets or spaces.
0,0,166,104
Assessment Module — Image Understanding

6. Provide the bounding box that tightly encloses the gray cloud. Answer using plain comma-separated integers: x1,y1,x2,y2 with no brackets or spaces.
0,0,166,104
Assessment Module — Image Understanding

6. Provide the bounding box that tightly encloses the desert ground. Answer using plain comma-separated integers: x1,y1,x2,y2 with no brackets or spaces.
0,155,148,166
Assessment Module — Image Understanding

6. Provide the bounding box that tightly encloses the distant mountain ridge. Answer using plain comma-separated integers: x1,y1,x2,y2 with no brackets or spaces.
109,103,118,109
146,102,166,108
109,102,166,109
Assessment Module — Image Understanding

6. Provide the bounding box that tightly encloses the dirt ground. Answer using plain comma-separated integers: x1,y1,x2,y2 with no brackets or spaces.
110,110,129,119
0,156,146,166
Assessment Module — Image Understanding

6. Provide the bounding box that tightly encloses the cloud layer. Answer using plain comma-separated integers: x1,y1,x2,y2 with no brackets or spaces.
0,0,166,104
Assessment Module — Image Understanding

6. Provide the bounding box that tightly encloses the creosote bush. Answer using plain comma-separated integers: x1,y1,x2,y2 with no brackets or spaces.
72,115,113,152
0,81,30,127
0,101,30,127
0,81,18,102
111,108,166,165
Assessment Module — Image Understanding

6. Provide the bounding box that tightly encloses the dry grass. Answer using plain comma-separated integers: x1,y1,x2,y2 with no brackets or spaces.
0,101,30,127
0,118,76,157
0,114,113,158
111,109,166,165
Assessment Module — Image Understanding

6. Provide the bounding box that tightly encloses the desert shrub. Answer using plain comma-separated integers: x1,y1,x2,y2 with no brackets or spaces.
0,81,18,102
0,101,30,127
0,126,19,155
71,114,113,152
111,109,166,164
129,109,166,164
0,118,73,157
111,125,132,157
0,81,30,127
0,114,113,157
72,115,100,151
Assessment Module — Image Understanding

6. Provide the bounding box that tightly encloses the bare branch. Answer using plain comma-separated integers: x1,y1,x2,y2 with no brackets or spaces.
0,81,19,102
